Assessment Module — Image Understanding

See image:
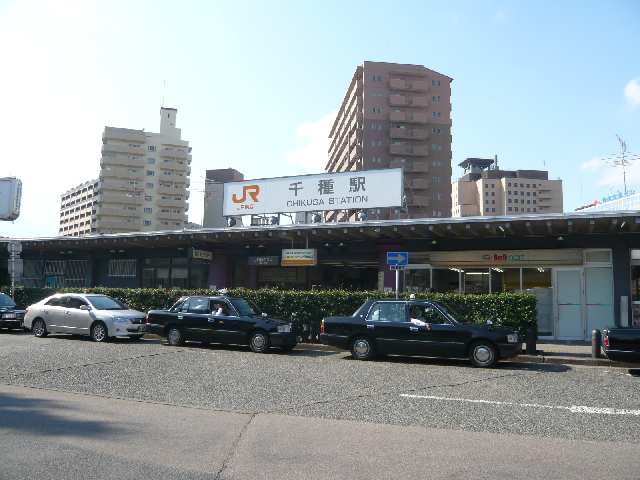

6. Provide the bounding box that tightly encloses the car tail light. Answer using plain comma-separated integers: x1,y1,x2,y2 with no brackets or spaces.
603,333,609,348
320,319,325,335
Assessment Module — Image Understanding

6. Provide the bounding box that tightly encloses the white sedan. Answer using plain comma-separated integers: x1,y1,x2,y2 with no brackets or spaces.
24,293,146,342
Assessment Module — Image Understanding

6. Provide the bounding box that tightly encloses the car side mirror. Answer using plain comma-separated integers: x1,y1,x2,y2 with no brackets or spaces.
80,305,91,311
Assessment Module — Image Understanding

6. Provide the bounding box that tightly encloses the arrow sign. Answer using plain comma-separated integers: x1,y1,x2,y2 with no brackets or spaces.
387,251,408,266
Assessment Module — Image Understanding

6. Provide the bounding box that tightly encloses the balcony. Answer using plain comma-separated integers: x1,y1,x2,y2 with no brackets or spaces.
159,148,190,160
406,194,430,207
389,78,429,92
389,94,429,108
96,218,140,231
389,143,429,156
100,155,146,169
102,128,145,144
98,191,143,206
156,197,187,208
390,127,429,140
408,177,430,189
102,143,145,156
99,179,145,192
389,111,428,124
100,166,145,180
157,211,187,221
98,205,140,217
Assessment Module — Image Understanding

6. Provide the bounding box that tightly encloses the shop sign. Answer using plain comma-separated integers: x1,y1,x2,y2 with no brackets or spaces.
426,249,583,267
191,249,213,261
248,256,280,266
281,249,317,267
223,169,403,216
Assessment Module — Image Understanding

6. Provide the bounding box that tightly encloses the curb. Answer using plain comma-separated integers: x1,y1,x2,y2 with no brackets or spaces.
515,353,639,369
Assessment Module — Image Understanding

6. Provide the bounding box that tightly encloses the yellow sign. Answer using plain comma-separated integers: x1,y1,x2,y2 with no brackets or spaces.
281,249,317,267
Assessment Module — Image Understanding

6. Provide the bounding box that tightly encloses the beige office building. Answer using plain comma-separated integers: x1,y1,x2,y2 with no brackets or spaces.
96,108,191,233
326,61,453,221
452,158,563,217
58,179,99,236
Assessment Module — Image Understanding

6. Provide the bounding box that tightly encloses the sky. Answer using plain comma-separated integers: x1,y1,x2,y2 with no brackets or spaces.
0,0,638,237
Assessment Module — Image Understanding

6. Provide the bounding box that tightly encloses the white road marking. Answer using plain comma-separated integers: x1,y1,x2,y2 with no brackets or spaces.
400,394,640,416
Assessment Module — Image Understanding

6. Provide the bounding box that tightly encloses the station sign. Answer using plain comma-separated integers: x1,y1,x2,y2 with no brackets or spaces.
223,169,403,216
281,249,317,267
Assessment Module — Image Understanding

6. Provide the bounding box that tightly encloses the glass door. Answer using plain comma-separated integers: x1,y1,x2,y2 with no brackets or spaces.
554,268,584,340
585,267,614,334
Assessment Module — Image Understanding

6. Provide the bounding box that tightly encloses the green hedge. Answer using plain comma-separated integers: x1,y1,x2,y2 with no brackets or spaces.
2,287,536,341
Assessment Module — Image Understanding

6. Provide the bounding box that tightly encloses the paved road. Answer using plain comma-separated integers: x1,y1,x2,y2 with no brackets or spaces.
1,332,639,479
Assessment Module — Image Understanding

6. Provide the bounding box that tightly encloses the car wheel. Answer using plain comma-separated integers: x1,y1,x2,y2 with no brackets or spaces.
90,322,109,343
351,337,375,360
167,327,183,346
249,331,269,353
32,319,48,338
128,335,144,342
469,341,497,368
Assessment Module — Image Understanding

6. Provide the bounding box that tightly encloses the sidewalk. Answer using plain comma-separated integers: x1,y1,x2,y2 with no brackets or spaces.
518,342,638,368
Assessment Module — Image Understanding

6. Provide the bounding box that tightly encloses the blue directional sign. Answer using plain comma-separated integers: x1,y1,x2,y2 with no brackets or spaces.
386,251,409,266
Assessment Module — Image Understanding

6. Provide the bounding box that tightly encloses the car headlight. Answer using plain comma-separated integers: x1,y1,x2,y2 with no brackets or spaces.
277,324,292,333
113,317,131,324
507,333,519,343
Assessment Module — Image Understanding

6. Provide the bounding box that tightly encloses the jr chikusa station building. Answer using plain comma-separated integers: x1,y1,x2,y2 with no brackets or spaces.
3,210,640,342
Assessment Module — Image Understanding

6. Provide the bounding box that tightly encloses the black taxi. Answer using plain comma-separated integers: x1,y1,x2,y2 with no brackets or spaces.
145,295,297,353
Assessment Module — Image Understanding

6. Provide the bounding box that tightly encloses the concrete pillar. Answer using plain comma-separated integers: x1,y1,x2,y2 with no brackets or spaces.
612,241,631,327
208,254,230,290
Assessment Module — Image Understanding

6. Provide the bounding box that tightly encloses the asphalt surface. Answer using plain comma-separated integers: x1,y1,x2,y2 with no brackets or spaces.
1,331,639,479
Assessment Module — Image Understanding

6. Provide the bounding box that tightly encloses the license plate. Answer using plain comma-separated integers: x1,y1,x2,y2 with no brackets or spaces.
2,313,16,319
277,325,292,333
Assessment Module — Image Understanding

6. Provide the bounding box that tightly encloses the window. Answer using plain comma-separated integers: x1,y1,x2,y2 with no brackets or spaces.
533,192,536,196
491,200,495,204
485,207,489,212
533,200,537,204
367,302,406,322
526,184,530,188
148,146,156,152
108,259,137,278
514,207,519,212
144,220,151,226
371,106,382,113
508,198,512,203
526,192,530,196
45,297,64,307
431,79,441,86
146,182,154,188
146,170,155,176
432,111,441,118
432,176,441,184
184,297,211,314
508,206,512,211
144,195,152,201
66,297,88,309
144,207,152,213
147,158,156,164
491,192,495,196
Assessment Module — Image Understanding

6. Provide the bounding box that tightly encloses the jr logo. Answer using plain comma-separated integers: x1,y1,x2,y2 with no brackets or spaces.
231,185,260,209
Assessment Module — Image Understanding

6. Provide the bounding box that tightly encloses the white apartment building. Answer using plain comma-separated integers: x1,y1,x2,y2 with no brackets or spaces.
452,158,563,217
95,108,191,233
58,179,99,236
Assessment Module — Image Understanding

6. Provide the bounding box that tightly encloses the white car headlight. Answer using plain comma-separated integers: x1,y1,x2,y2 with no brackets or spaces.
507,334,519,343
113,317,131,324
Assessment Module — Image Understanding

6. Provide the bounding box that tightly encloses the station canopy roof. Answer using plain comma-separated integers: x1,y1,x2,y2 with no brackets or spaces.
9,210,640,252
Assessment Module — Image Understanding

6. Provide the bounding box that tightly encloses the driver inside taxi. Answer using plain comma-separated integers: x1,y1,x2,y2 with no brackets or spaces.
212,302,229,316
409,304,429,327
